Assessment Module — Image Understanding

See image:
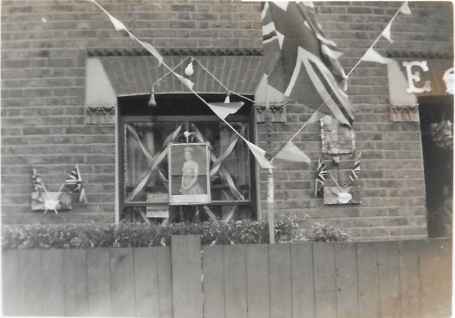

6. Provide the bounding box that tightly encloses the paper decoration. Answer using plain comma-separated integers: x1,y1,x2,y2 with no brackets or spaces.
323,186,361,205
245,141,273,169
360,48,392,64
381,21,393,43
175,73,194,90
207,102,245,120
274,141,311,163
64,164,88,203
138,40,164,66
349,152,361,182
400,1,411,15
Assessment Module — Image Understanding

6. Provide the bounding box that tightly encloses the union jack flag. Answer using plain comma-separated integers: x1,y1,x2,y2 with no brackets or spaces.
315,159,330,196
349,152,361,182
65,164,88,203
262,1,355,126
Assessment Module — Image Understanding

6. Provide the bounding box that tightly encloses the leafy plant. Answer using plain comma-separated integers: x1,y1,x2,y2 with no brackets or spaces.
305,222,351,242
2,216,351,250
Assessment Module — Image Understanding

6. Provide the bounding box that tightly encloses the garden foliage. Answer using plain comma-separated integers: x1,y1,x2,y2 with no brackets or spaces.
2,216,350,250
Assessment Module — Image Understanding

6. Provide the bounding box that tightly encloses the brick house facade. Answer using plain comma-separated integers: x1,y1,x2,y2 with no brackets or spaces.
1,1,453,240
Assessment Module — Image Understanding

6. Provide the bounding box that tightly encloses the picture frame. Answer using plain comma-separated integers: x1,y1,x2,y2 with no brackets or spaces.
168,143,211,205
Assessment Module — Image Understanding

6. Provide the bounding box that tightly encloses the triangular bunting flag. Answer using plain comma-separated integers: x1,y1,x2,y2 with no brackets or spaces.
307,111,326,124
138,40,164,66
381,21,394,43
360,48,392,65
175,73,194,90
275,141,311,163
207,102,244,120
245,141,273,169
107,14,127,31
400,1,411,15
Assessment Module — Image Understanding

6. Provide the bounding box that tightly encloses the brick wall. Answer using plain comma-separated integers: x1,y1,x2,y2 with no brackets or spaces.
1,1,453,240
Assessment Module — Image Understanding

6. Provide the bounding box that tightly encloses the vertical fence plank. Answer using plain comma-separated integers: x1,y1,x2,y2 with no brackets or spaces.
269,244,292,318
419,240,440,318
172,235,203,318
334,243,359,318
357,242,380,318
19,249,43,316
110,248,136,317
203,246,226,318
247,244,270,318
438,239,452,318
158,247,173,318
64,249,89,317
377,241,401,318
2,249,20,316
42,249,66,316
399,240,422,318
291,243,314,318
224,244,248,318
134,248,160,317
87,248,113,317
313,243,336,318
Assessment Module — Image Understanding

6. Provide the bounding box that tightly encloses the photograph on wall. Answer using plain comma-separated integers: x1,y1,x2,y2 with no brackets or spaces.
168,143,211,205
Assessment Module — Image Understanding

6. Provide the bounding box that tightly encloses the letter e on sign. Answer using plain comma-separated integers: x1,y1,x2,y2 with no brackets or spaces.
403,61,432,94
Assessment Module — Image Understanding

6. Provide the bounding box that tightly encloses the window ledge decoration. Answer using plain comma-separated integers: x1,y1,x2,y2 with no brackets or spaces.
256,103,287,123
86,105,116,125
391,104,420,123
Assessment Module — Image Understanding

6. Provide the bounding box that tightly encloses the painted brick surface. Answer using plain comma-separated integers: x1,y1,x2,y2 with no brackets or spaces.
1,1,453,240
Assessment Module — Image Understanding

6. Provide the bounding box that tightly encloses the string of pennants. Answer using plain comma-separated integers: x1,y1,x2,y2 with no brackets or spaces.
89,0,411,175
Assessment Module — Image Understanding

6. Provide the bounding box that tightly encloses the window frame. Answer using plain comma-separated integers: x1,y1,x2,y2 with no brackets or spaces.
117,110,260,222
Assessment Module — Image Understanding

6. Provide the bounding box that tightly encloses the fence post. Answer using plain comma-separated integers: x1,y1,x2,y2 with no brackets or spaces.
171,235,203,318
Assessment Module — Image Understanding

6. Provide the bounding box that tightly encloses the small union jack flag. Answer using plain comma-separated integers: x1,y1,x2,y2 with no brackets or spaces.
31,168,46,201
315,159,330,197
349,152,361,182
65,164,88,203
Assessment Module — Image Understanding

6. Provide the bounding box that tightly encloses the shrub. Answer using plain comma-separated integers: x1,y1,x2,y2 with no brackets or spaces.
306,222,351,242
2,216,350,250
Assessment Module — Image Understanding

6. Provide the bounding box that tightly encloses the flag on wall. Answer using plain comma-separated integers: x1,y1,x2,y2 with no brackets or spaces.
65,164,88,203
315,159,330,196
349,152,361,182
262,1,355,126
31,168,46,201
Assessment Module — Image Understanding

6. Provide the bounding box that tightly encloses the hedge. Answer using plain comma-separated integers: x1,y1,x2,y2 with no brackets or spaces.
2,216,351,250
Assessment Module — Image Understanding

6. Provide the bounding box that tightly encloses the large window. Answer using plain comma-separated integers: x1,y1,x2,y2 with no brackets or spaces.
118,94,258,223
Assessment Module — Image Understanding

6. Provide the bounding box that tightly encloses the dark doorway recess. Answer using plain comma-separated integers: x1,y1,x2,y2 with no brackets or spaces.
418,95,453,237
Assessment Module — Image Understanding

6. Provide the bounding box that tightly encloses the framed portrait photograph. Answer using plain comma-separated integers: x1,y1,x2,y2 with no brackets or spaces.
168,143,211,205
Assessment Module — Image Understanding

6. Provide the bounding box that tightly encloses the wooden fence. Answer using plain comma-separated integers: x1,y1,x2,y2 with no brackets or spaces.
2,236,452,318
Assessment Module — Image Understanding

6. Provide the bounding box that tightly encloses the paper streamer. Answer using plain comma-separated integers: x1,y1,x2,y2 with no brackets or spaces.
274,141,311,163
175,73,194,90
137,40,164,66
360,48,392,64
207,102,245,120
108,14,127,31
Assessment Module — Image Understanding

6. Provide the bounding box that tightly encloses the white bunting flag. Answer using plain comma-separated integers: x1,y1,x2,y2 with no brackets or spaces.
207,102,245,120
138,40,164,66
307,111,326,123
381,21,394,43
245,141,273,169
400,1,411,15
175,73,195,90
275,141,311,163
107,14,127,31
360,48,392,65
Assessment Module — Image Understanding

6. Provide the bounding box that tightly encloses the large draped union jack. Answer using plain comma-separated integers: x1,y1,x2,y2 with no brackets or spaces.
262,2,355,126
